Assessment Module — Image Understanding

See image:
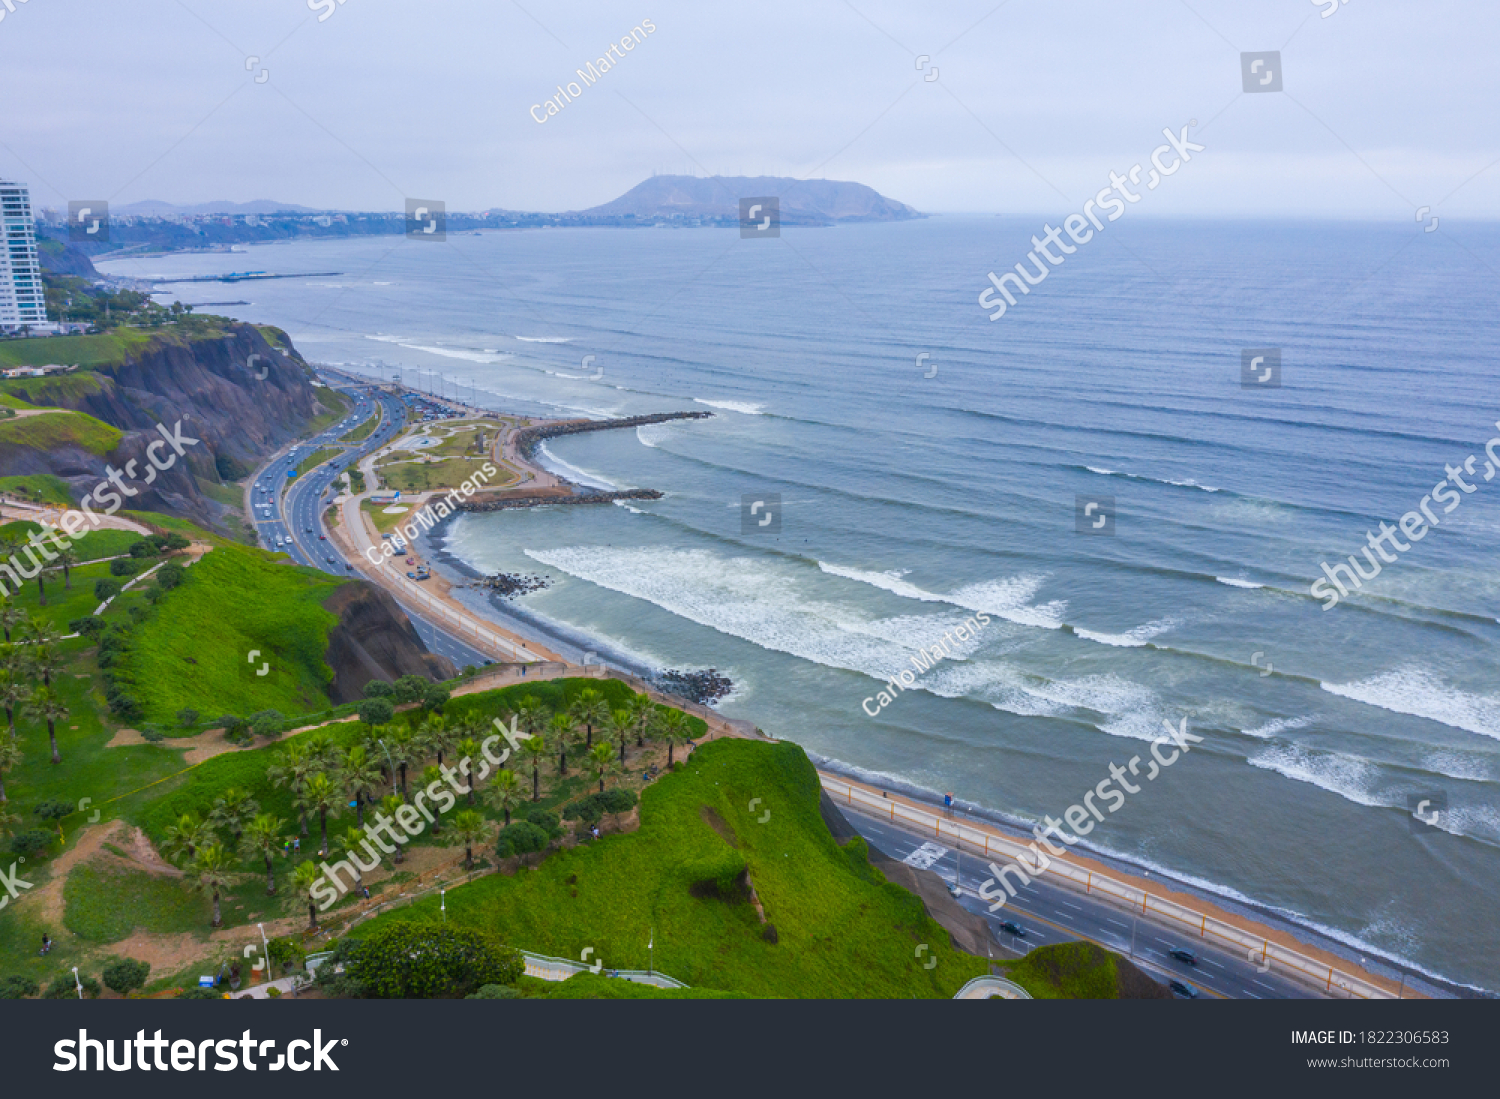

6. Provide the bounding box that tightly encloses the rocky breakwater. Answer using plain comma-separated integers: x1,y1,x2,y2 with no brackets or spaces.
514,410,712,461
458,488,664,512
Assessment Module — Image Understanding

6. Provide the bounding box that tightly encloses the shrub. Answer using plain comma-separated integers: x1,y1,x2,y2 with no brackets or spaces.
93,578,120,601
128,540,160,559
467,984,520,999
422,686,449,713
268,936,307,973
69,617,105,638
109,558,138,577
163,533,190,552
524,807,562,839
175,986,221,1000
246,709,285,738
157,562,186,590
494,821,549,861
140,729,165,744
391,674,428,704
45,974,101,999
358,698,393,728
0,975,40,999
266,986,282,999
34,799,71,823
343,924,522,999
684,849,748,899
762,923,779,944
362,680,393,699
9,830,51,858
177,708,200,728
102,958,151,996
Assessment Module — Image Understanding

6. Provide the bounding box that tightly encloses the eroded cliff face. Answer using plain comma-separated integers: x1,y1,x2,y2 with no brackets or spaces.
0,324,340,529
322,581,458,703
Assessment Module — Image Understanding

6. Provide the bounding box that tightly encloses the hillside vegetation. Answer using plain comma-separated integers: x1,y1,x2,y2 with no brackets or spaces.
108,541,348,722
352,737,990,998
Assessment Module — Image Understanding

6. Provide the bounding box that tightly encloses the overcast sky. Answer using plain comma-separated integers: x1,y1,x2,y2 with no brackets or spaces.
1,0,1496,220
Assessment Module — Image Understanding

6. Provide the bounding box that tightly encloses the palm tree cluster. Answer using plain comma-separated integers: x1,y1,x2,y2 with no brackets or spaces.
0,606,71,765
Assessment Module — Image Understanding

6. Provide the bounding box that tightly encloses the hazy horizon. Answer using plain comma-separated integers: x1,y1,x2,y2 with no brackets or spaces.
1,1,1496,222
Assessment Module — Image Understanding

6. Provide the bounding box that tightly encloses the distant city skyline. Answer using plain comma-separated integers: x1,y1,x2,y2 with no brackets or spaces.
0,1,1496,221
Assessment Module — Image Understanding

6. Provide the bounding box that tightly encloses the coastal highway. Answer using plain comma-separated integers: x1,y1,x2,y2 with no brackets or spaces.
249,380,491,669
844,808,1322,1000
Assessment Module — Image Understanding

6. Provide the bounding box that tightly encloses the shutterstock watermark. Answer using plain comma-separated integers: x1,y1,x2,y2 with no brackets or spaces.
0,420,198,596
363,461,499,565
309,718,524,909
977,718,1201,911
1311,419,1500,609
55,1030,344,1072
0,859,34,910
978,123,1204,321
530,20,658,124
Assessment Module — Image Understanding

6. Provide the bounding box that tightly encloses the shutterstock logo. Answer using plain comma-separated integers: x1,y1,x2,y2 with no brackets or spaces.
55,1030,345,1072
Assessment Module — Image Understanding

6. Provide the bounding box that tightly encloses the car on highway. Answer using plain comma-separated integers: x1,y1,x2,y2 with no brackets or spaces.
275,537,283,546
1168,949,1198,966
407,571,416,579
1168,980,1198,999
998,921,1027,939
319,534,326,540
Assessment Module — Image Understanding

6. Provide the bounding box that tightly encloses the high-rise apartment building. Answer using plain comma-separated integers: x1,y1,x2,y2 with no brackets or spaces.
0,180,48,330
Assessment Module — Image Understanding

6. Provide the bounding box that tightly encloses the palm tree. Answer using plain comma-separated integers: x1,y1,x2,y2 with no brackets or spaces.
190,843,235,928
452,809,485,872
336,745,382,827
24,686,68,765
162,812,214,864
379,793,407,864
421,765,446,834
570,688,609,750
514,695,550,743
293,861,323,930
385,725,416,795
415,714,454,767
339,826,374,893
241,813,287,895
0,736,21,802
548,712,577,776
454,737,482,804
298,772,342,856
484,767,523,826
0,597,23,643
587,741,620,794
607,708,633,765
657,708,691,766
25,639,60,690
267,741,319,836
55,548,80,591
627,692,656,748
0,663,27,741
208,787,259,844
519,735,548,801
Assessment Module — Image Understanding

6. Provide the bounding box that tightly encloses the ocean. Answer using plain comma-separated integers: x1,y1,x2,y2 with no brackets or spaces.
100,216,1500,993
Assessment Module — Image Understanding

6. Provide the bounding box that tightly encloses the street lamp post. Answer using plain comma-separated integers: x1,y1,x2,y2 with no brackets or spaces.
72,966,83,1000
440,888,446,924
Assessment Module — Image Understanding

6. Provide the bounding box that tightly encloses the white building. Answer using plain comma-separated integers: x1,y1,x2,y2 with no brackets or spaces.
0,181,49,331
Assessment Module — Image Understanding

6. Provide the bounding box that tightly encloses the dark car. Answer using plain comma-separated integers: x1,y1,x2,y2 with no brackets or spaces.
1169,980,1198,999
1168,949,1198,966
999,921,1027,938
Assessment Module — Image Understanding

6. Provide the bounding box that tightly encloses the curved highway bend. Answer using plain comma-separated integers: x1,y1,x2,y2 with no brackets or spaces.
248,379,491,669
